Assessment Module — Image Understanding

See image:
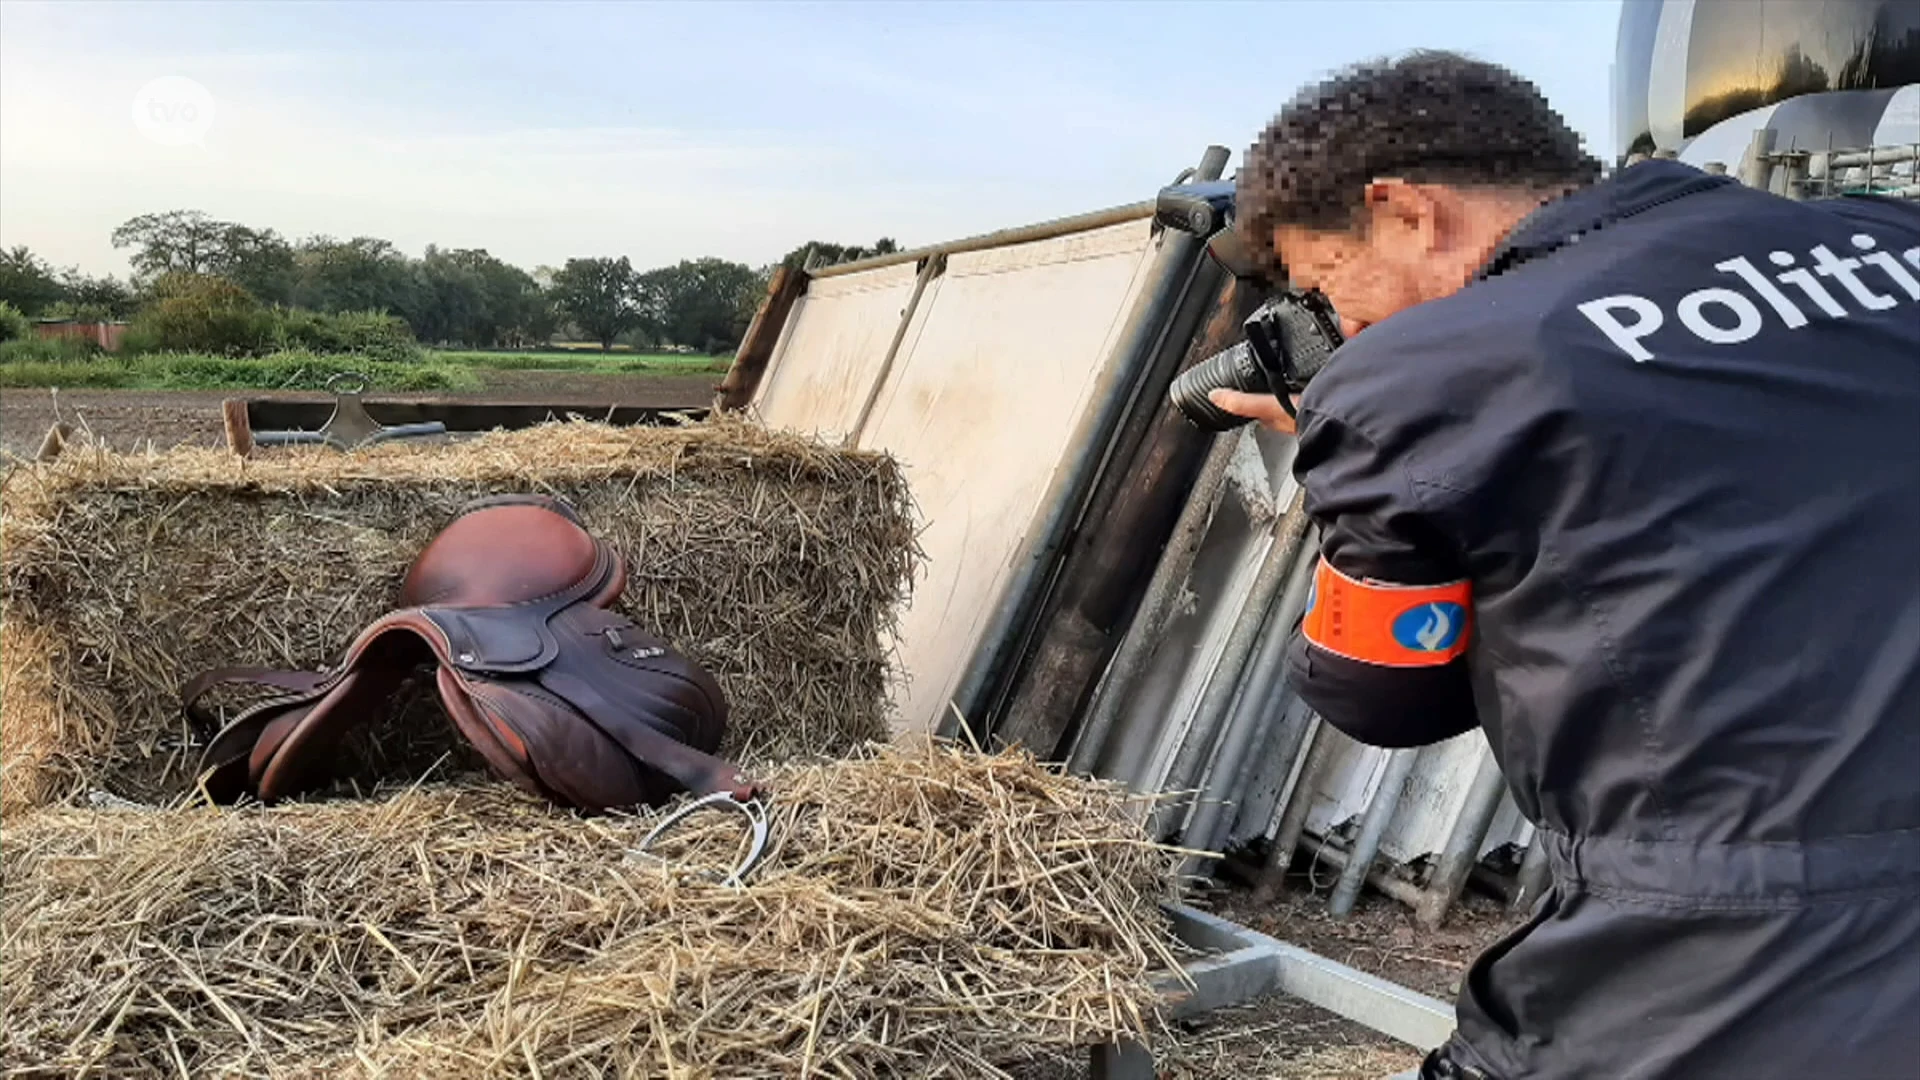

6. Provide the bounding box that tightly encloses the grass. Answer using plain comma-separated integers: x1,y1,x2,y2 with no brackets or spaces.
0,343,730,393
428,348,732,374
0,351,479,392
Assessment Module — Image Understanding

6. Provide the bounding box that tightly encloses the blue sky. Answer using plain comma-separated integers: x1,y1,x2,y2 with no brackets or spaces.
0,0,1625,278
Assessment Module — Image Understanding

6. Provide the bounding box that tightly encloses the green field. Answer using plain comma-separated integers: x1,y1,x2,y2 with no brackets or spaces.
0,345,731,392
0,351,479,392
427,349,731,374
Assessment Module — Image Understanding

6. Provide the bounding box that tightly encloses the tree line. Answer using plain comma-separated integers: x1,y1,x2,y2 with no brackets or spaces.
0,210,900,355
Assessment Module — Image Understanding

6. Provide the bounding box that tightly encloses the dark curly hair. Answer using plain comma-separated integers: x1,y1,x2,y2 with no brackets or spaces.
1238,50,1601,279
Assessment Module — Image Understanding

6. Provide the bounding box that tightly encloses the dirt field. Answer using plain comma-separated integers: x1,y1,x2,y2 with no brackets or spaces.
0,381,1525,1078
0,371,718,457
1210,870,1521,1003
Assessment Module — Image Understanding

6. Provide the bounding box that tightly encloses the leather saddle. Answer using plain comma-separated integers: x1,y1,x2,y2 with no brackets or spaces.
186,493,758,812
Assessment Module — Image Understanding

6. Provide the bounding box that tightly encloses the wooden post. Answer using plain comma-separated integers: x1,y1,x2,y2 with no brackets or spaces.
222,399,255,458
713,265,808,413
33,422,72,462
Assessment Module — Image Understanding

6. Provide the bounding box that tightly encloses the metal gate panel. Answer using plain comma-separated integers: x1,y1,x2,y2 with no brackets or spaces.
753,261,924,444
856,219,1163,734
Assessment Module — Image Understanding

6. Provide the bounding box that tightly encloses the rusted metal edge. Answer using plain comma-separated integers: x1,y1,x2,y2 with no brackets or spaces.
714,264,810,412
811,201,1157,280
222,400,253,457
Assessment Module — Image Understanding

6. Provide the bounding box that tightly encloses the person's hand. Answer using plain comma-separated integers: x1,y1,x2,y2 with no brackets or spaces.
1207,389,1301,434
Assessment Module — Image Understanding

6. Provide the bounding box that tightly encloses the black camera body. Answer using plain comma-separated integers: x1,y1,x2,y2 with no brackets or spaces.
1155,179,1347,432
1168,290,1344,431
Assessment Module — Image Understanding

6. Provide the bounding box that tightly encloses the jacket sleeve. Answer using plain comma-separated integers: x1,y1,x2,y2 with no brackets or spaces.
1283,407,1480,748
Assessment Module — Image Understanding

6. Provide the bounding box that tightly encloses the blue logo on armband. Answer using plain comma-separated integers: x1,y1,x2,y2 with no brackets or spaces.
1305,578,1317,614
1391,602,1467,652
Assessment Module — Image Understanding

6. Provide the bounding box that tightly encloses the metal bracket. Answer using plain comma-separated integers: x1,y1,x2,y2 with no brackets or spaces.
248,372,448,451
1088,904,1456,1079
628,790,771,888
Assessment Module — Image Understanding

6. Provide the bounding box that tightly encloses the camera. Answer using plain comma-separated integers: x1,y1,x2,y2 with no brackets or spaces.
1155,179,1348,432
1168,290,1344,431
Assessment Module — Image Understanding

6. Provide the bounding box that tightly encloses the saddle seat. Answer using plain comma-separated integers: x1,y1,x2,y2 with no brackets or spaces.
188,493,756,811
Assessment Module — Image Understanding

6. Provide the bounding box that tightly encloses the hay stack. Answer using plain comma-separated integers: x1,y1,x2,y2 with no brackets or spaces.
1,739,1190,1079
0,419,919,816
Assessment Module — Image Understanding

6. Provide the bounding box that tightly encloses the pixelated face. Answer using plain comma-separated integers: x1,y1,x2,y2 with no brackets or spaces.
1272,220,1429,337
1272,179,1529,336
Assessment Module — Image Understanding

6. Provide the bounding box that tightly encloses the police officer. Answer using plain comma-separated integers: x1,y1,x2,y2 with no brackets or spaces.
1210,50,1920,1080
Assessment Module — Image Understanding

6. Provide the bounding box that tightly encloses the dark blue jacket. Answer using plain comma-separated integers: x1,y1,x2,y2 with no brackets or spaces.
1287,160,1920,1080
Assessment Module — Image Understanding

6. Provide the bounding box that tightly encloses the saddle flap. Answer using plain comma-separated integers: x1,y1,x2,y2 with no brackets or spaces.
544,666,756,803
439,667,666,812
422,607,559,674
528,605,753,803
256,667,406,801
199,696,316,803
230,623,434,802
434,666,556,803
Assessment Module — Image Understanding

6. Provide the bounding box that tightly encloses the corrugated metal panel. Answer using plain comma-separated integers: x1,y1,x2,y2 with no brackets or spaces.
1075,410,1534,910
1298,732,1532,865
1086,422,1299,793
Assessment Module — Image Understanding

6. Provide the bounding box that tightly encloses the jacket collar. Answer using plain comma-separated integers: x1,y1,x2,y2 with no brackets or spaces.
1475,160,1735,281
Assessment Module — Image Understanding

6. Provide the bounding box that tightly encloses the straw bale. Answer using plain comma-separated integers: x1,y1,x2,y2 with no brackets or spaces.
0,418,920,816
1,739,1191,1079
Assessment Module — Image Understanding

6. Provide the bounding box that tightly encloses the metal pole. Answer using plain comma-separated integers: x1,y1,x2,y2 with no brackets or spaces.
843,253,944,447
1510,835,1553,912
1252,715,1336,904
1413,744,1508,928
1783,153,1811,200
1064,432,1238,774
945,146,1230,745
1328,748,1420,918
1289,835,1429,910
1153,488,1312,838
1737,128,1777,190
1808,152,1831,199
1181,531,1320,865
1209,692,1316,862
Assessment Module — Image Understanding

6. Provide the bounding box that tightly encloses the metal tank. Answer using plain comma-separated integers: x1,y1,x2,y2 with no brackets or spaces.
1612,0,1919,196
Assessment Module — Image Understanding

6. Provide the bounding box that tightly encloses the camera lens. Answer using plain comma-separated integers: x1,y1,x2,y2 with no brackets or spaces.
1168,342,1268,431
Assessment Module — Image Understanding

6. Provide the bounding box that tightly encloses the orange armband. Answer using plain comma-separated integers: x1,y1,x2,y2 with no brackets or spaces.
1302,558,1471,667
